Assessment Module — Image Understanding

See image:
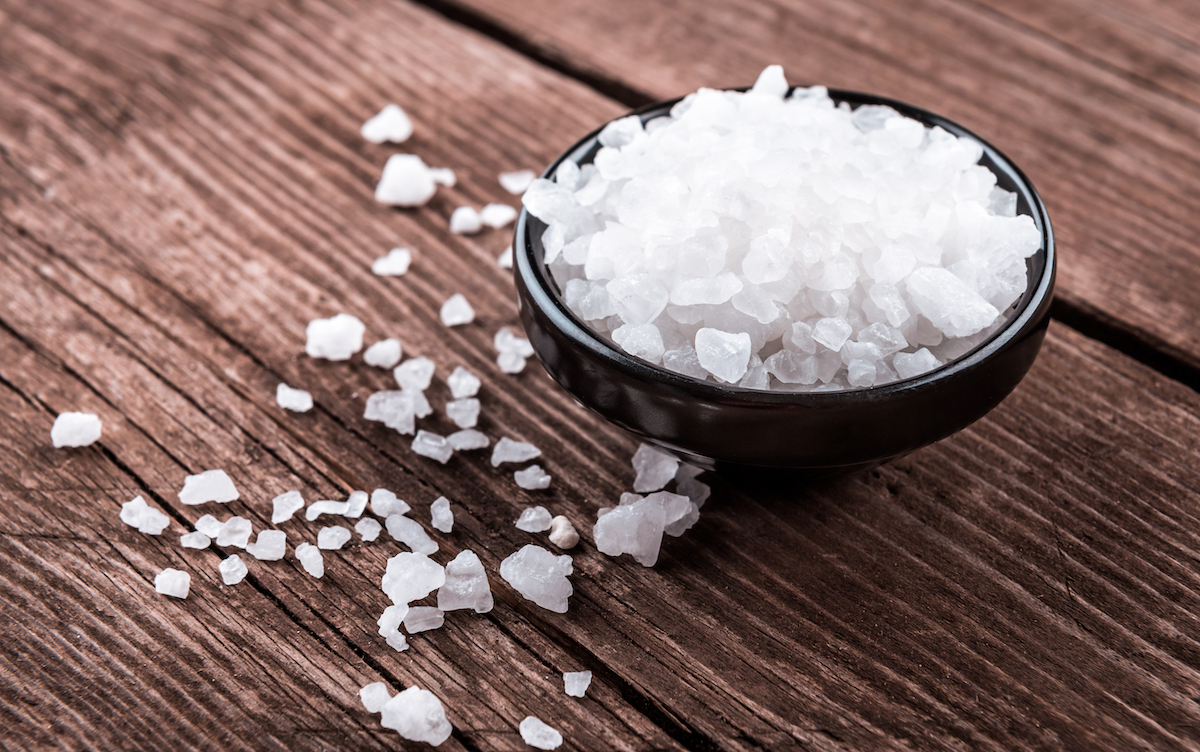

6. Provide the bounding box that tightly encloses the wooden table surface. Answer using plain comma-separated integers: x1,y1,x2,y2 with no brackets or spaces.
3,0,1200,749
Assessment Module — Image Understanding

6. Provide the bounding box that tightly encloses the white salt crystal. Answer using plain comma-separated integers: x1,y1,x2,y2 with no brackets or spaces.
695,328,752,383
906,267,1000,338
276,383,313,413
306,499,350,521
179,469,239,505
246,530,287,561
439,294,475,327
447,429,489,451
180,531,210,549
430,496,453,533
219,555,248,585
498,245,514,269
356,517,382,542
304,313,365,361
194,514,222,537
491,437,541,466
515,465,552,490
360,682,392,713
154,568,190,599
375,154,437,207
364,338,403,368
364,390,418,435
295,543,324,578
378,604,409,652
548,516,579,549
676,464,711,508
120,495,170,535
480,203,518,228
437,550,494,613
497,351,526,374
380,687,452,747
429,168,456,187
563,670,592,698
372,488,410,517
893,347,943,380
447,366,481,398
271,490,305,524
361,104,413,144
403,606,444,633
444,398,480,429
449,206,483,234
631,443,679,493
519,716,563,750
494,328,534,357
345,490,368,518
750,64,789,98
394,357,436,391
372,247,412,276
812,318,853,351
412,430,453,464
381,552,445,605
216,516,252,548
499,545,573,613
318,526,352,550
593,491,695,566
51,412,101,448
500,169,536,194
516,506,553,532
386,514,438,555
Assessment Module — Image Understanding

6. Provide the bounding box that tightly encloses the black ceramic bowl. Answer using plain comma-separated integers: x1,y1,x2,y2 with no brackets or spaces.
514,89,1055,473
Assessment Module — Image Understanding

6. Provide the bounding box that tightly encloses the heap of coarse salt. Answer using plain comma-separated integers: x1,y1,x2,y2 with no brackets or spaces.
499,544,573,613
361,104,414,144
305,313,365,361
524,65,1041,392
51,412,102,448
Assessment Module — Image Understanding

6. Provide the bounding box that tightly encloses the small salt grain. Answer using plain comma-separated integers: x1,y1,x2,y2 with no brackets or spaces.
429,168,456,187
447,366,481,398
496,350,526,374
318,526,352,550
519,716,563,750
386,514,438,555
449,206,483,234
381,552,445,605
372,488,411,517
194,514,222,537
499,545,573,613
120,495,170,535
499,169,536,194
445,398,480,428
154,568,190,599
215,516,252,548
439,294,475,327
51,412,101,448
247,530,287,561
437,550,494,613
497,245,514,269
548,516,579,549
356,517,382,542
360,682,392,713
295,543,324,578
372,247,412,276
516,506,552,532
361,104,413,144
447,429,489,451
364,390,419,435
180,531,210,549
403,606,445,634
271,490,305,524
563,670,592,698
380,687,452,747
515,465,551,490
179,469,239,505
480,203,518,229
631,443,679,493
375,154,439,207
494,328,534,357
430,496,453,533
364,338,403,368
219,555,248,586
491,437,541,466
276,383,313,413
306,499,350,521
394,357,436,391
304,313,365,361
378,604,409,652
412,430,453,464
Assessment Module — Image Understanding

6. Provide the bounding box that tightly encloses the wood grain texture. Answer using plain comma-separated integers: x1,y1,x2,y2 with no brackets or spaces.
2,0,1200,750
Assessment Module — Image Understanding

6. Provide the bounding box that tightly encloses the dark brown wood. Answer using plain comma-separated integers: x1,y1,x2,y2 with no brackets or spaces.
2,0,1200,750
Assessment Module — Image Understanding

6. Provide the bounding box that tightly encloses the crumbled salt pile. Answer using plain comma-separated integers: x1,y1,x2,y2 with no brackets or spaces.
386,514,439,555
519,716,563,750
216,516,252,548
375,154,442,207
51,412,101,448
356,517,382,542
276,383,313,413
318,526,352,550
372,488,411,517
515,465,551,490
548,516,579,549
499,169,536,194
378,604,409,651
631,442,679,493
379,687,452,747
304,313,365,361
412,430,454,464
295,543,324,578
563,670,592,698
381,552,445,605
430,496,453,533
439,293,475,327
394,357,436,391
364,338,403,368
179,469,239,505
404,606,445,634
360,682,393,713
497,245,514,269
447,429,489,451
120,495,170,535
271,491,305,524
445,398,480,428
372,247,413,276
449,206,483,235
155,568,190,599
480,203,518,229
447,366,481,398
593,491,697,567
516,506,553,532
526,66,1041,391
180,531,210,549
437,550,493,613
194,514,223,537
491,437,541,466
247,530,287,561
219,555,248,585
499,545,573,613
362,104,413,143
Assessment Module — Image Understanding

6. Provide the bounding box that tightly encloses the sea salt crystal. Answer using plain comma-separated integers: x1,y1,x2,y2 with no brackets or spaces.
372,247,412,276
372,488,410,517
194,514,223,537
675,464,711,508
306,498,350,521
447,366,481,398
246,530,287,561
593,491,696,567
360,682,392,713
695,328,752,383
439,294,475,327
179,469,239,505
497,245,514,269
381,552,445,605
386,514,438,555
430,168,456,187
516,506,553,532
499,545,572,613
120,495,170,535
318,526,352,550
276,383,313,413
403,606,445,634
394,357,436,391
480,203,518,229
375,154,438,207
447,429,489,451
494,328,535,358
216,516,252,548
563,670,592,698
519,716,563,750
445,398,480,429
379,687,452,746
515,465,551,490
491,438,541,466
378,605,409,652
304,313,365,361
180,531,210,549
497,350,526,374
631,443,679,493
548,516,579,549
155,568,190,599
364,390,419,435
271,490,305,524
345,490,368,518
356,517,382,542
295,543,324,578
219,555,247,585
449,206,483,234
51,412,101,448
361,104,413,144
430,496,453,533
437,550,493,613
364,338,403,368
500,169,536,194
412,430,453,464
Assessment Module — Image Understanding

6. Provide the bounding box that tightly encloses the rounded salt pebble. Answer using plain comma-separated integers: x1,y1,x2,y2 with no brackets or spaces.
447,429,489,451
356,517,382,542
219,555,248,585
50,412,102,448
276,383,313,413
519,716,563,750
361,104,413,144
440,293,475,327
445,398,480,429
154,568,191,599
548,516,579,549
364,338,403,369
449,206,483,235
394,357,436,391
372,247,412,276
497,351,526,374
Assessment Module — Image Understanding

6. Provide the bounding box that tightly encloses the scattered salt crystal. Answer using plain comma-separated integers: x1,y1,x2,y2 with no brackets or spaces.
154,568,190,599
295,543,324,578
430,496,453,533
246,530,287,561
271,490,305,524
445,398,480,429
215,516,252,548
372,247,412,276
631,443,679,493
219,555,248,585
404,606,445,633
318,526,352,550
497,350,526,374
378,604,409,651
494,328,534,357
364,390,419,435
437,550,494,613
563,670,592,698
304,313,365,361
380,687,452,747
394,357,436,391
516,506,553,532
361,104,413,144
447,366,481,398
194,514,222,537
499,169,536,194
447,429,489,451
593,491,696,566
364,338,403,368
429,167,456,187
372,488,411,517
548,516,579,549
519,716,563,750
276,383,313,413
360,682,392,713
480,203,518,229
120,495,170,535
439,293,475,327
491,437,541,466
306,498,350,521
356,517,382,542
51,412,101,448
677,475,711,508
515,465,552,490
497,245,514,269
179,469,239,505
180,531,210,549
381,552,445,605
499,545,573,613
449,206,483,234
412,430,453,464
345,490,368,518
386,514,439,555
375,154,438,207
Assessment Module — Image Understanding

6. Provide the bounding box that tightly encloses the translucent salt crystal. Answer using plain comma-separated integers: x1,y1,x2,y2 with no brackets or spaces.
180,531,210,549
764,350,818,384
750,64,788,98
372,488,410,517
120,495,170,535
386,514,438,555
295,543,324,578
695,328,752,383
812,318,853,351
447,366,481,398
906,267,999,337
306,499,350,521
449,206,483,234
447,429,489,451
494,328,534,357
548,516,579,549
480,203,518,229
246,530,287,561
429,168,456,187
403,606,445,634
593,491,696,566
437,550,494,613
378,605,409,651
364,338,403,368
304,313,365,361
271,490,305,524
345,490,368,518
497,351,526,374
382,552,445,605
491,437,541,466
375,154,437,207
446,398,480,428
612,324,664,362
893,347,942,380
430,496,453,533
216,516,252,548
155,568,190,599
500,169,536,194
356,517,382,542
379,687,452,747
563,670,592,698
499,545,573,613
412,430,453,464
498,245,514,269
394,357,436,391
515,465,551,490
361,104,413,144
179,469,239,505
318,526,352,550
372,247,412,276
194,514,222,537
360,682,392,713
440,293,475,327
664,496,701,537
631,443,679,493
364,391,417,435
219,555,248,585
276,383,313,413
519,716,563,750
516,506,553,532
676,464,711,508
51,412,101,448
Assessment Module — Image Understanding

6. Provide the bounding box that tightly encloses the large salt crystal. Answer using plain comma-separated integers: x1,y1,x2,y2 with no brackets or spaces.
360,682,392,713
519,716,563,750
499,169,536,194
179,469,239,505
412,430,453,464
364,338,403,368
378,604,409,651
440,294,475,326
499,545,573,613
361,104,413,143
379,687,452,747
219,555,248,586
372,488,410,517
437,550,494,613
695,328,752,383
893,348,943,380
295,543,324,578
382,552,445,605
180,531,210,549
270,491,305,524
120,496,170,535
375,154,438,207
155,568,190,599
593,491,696,567
491,437,541,466
386,515,438,555
372,247,412,276
563,670,592,698
356,517,382,542
216,516,252,548
449,206,483,235
631,443,679,493
447,429,489,451
364,390,420,435
514,465,552,490
906,267,1000,338
445,398,480,429
480,203,518,229
318,526,352,550
447,366,481,398
548,516,579,549
304,313,365,361
276,383,313,413
394,357,436,391
51,412,101,448
516,506,553,532
430,496,453,533
194,514,223,537
403,606,444,634
247,530,287,561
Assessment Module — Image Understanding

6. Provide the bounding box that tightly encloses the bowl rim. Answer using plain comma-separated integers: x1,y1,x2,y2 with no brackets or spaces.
516,86,1056,407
